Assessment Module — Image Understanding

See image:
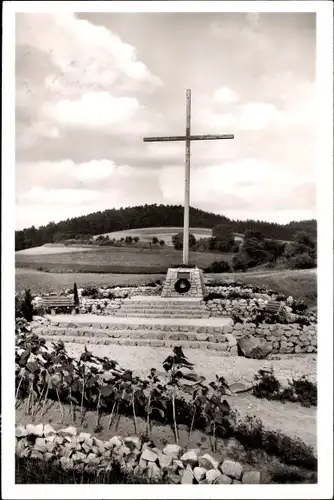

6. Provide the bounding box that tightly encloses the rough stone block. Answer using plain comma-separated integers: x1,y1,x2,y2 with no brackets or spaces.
220,460,243,479
242,470,261,484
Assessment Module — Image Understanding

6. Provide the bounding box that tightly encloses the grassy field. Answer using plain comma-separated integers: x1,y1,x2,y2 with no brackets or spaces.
15,245,233,274
93,226,213,245
15,268,165,294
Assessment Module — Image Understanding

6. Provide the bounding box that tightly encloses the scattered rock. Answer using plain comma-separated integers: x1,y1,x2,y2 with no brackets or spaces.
193,466,206,482
77,432,91,443
163,444,182,459
72,451,86,462
172,459,185,471
158,453,172,469
238,335,272,360
124,436,141,451
60,456,74,470
216,473,233,484
229,381,253,393
147,462,161,480
116,445,132,458
30,450,44,460
26,423,44,437
59,426,77,437
34,437,48,453
180,449,200,467
220,460,243,479
105,435,123,449
15,426,28,438
242,470,261,484
43,424,56,437
181,467,194,484
141,448,159,462
198,453,219,470
169,474,181,484
206,469,222,484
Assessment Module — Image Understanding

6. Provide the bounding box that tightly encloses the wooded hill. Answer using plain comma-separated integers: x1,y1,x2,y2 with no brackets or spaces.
15,204,317,251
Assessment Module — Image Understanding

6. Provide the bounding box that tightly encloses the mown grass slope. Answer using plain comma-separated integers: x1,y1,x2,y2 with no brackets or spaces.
15,245,233,274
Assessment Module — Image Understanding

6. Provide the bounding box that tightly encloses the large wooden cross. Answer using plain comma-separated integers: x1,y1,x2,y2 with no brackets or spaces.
143,89,234,265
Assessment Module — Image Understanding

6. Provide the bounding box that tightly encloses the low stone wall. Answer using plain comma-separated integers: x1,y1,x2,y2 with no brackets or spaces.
229,322,317,354
78,298,124,315
15,424,261,484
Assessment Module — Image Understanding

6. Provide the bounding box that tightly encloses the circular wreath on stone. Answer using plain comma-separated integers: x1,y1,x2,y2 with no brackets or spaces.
174,278,191,294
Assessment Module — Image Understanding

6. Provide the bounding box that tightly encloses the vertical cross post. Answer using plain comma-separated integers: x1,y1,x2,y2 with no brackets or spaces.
143,90,234,267
183,89,191,264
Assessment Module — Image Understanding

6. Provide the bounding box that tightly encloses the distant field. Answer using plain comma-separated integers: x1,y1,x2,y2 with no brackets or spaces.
15,244,93,255
93,226,213,246
15,245,233,274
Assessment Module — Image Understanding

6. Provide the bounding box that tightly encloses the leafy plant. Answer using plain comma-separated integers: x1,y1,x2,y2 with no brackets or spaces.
162,346,197,444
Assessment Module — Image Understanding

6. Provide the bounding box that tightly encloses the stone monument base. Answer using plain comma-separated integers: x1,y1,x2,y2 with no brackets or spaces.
161,266,206,299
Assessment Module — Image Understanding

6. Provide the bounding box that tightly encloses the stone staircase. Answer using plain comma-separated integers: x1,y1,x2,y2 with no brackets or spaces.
36,313,235,353
113,296,210,319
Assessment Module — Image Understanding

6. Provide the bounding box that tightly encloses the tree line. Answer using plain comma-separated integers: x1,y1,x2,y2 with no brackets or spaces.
15,203,317,251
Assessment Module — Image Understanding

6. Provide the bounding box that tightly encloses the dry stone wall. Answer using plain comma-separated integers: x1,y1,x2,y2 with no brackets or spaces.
15,423,261,484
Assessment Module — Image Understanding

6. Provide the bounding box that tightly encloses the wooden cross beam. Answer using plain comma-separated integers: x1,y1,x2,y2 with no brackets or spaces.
143,89,234,265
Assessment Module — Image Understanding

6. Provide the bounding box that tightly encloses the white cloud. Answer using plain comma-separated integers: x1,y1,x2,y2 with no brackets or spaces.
214,87,239,104
22,187,99,205
44,92,140,129
16,13,162,91
197,109,235,131
72,160,117,182
239,102,278,131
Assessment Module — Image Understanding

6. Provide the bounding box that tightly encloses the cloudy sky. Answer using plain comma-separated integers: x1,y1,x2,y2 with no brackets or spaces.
15,11,316,230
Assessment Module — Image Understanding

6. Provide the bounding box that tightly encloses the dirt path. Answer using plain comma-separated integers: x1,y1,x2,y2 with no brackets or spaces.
61,342,317,451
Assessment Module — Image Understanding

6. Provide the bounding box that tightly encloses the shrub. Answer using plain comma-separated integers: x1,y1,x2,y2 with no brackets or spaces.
288,253,316,269
234,416,317,470
269,462,317,484
172,232,196,250
205,260,231,273
291,300,308,313
252,369,317,408
232,253,249,271
159,240,165,247
252,368,281,400
17,289,34,322
73,282,79,311
81,286,99,299
152,236,159,244
204,292,225,301
290,377,317,407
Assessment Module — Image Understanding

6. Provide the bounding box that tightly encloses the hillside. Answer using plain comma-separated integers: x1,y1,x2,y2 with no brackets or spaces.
15,204,317,251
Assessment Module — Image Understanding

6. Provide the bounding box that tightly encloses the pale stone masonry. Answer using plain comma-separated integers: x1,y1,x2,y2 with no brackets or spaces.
161,267,206,298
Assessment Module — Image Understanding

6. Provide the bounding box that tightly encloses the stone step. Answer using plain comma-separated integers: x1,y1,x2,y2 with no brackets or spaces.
124,296,204,303
42,334,231,353
37,326,230,343
39,317,234,335
120,303,208,310
113,312,210,319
